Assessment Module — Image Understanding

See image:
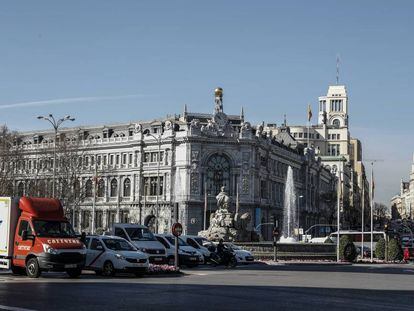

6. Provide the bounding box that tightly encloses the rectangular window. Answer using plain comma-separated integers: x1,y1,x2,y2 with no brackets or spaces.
129,153,133,165
110,155,114,165
116,155,120,165
103,155,107,165
97,156,101,165
299,133,303,138
122,154,127,165
144,176,164,195
304,133,308,138
337,134,340,140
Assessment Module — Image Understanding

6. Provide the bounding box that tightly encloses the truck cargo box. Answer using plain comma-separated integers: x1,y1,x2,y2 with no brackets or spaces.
0,197,20,269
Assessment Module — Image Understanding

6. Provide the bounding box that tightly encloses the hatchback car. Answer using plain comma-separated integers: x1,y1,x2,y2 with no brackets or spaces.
85,235,149,276
224,243,254,264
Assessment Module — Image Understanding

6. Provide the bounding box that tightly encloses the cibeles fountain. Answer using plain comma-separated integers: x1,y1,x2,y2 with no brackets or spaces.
198,186,258,242
280,166,299,243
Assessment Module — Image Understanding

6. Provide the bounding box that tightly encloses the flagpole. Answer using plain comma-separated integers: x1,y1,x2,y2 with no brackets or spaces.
337,169,341,262
361,181,365,259
204,181,207,230
370,162,374,263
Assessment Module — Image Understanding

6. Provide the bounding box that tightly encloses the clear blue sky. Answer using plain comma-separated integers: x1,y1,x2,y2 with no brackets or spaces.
1,0,413,204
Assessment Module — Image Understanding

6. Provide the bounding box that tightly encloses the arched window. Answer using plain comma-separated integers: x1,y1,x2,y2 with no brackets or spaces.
332,119,340,128
110,178,118,197
205,154,231,196
97,179,105,197
123,178,131,197
17,182,24,196
85,180,93,197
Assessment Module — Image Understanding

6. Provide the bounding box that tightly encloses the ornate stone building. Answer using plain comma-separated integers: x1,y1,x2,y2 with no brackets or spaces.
267,85,369,229
391,154,414,220
10,88,336,239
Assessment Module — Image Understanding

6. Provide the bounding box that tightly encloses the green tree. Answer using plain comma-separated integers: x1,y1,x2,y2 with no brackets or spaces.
339,235,357,262
388,238,403,262
375,238,385,260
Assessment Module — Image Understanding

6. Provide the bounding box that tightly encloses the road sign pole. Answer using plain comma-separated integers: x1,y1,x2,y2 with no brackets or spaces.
174,203,179,270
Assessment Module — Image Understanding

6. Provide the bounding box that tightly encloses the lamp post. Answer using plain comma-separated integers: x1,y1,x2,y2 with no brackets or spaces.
37,114,75,198
297,195,304,230
146,132,162,233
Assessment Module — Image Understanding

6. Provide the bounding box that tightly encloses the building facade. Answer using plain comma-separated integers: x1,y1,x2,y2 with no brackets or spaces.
267,85,369,229
391,154,414,220
8,88,337,239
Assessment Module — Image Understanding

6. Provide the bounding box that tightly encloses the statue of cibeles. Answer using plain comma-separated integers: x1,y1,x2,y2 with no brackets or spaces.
216,186,231,212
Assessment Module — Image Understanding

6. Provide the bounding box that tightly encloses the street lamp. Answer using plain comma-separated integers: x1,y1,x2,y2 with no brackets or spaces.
37,114,75,197
297,195,304,229
145,131,162,233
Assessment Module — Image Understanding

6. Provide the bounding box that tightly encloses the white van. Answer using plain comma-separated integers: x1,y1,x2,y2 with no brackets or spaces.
111,224,167,264
84,235,149,276
329,230,386,249
181,235,214,261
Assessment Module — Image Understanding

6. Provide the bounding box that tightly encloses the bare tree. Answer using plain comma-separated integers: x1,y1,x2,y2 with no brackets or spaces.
0,125,23,195
374,202,389,227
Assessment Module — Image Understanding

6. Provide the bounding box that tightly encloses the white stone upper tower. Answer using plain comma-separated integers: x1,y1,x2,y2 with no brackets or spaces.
318,85,349,128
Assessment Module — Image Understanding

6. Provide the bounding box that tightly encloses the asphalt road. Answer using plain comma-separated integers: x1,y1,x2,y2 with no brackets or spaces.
1,263,414,311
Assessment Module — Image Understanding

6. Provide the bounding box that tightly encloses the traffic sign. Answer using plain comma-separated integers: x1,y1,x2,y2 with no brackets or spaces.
172,222,183,237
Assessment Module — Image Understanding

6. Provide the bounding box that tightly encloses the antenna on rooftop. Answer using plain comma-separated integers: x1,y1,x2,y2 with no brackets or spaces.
336,54,341,85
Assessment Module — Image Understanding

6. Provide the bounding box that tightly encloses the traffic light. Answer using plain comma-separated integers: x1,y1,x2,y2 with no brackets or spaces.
384,223,389,235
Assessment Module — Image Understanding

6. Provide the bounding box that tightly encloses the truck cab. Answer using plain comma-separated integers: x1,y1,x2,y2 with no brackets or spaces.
111,224,167,264
0,197,86,278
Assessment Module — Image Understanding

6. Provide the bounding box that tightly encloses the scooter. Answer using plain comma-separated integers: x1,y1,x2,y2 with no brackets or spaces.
209,249,237,268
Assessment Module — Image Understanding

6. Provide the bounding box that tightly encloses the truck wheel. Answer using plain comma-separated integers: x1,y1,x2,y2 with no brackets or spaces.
67,268,82,278
102,261,115,277
26,258,41,278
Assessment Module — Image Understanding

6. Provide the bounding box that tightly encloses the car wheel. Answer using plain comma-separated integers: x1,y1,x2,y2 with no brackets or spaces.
67,268,82,278
102,261,115,277
26,258,41,278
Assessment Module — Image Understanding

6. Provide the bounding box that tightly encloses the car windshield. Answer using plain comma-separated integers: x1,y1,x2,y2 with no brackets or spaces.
165,236,187,246
195,237,214,248
103,239,136,251
33,220,76,238
125,227,156,241
226,244,241,250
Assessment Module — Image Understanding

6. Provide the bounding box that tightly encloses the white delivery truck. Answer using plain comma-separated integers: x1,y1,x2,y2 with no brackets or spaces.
0,197,20,270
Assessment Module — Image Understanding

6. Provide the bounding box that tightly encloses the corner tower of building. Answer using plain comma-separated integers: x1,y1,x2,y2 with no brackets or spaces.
318,85,349,128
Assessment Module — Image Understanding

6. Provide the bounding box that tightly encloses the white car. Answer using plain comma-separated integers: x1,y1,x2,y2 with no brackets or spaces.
111,224,168,264
85,235,149,276
155,234,204,267
224,243,254,264
181,235,215,261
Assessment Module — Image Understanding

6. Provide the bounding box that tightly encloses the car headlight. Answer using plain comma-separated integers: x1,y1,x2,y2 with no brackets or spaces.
140,248,147,253
115,254,126,260
43,244,58,255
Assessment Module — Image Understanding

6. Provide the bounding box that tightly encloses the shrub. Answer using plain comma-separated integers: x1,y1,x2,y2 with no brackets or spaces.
339,235,351,260
375,238,385,260
388,238,403,262
337,235,357,262
343,242,357,262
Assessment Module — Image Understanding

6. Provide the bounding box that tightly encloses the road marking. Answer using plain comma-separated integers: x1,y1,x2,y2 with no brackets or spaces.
0,305,37,311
